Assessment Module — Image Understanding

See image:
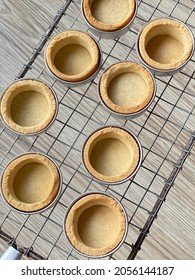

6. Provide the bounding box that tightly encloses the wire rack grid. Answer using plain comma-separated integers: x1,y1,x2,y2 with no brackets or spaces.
0,0,195,260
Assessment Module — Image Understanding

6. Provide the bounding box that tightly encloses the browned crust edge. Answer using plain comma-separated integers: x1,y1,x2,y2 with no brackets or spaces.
45,30,100,82
65,193,126,256
1,154,60,212
82,0,136,32
99,62,154,114
83,126,140,183
0,79,56,134
138,18,193,70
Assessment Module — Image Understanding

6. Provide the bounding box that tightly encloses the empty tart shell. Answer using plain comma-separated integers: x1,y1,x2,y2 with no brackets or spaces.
82,126,141,184
1,153,60,213
65,192,127,257
99,62,155,115
82,0,136,32
138,18,193,70
0,79,57,135
45,30,100,82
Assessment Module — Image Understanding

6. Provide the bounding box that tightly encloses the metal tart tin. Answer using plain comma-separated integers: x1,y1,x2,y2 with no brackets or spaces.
0,78,58,136
45,30,102,87
64,191,128,258
82,125,143,185
98,61,156,119
0,152,62,215
136,17,195,76
81,0,138,39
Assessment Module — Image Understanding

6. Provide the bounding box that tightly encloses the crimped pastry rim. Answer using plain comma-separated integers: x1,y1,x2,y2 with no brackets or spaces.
64,192,128,257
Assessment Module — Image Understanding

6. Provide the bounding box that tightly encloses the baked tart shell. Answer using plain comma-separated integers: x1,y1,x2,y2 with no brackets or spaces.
64,192,127,257
138,18,194,71
0,79,57,135
82,0,136,32
45,30,101,83
1,153,61,213
99,61,155,115
82,126,142,184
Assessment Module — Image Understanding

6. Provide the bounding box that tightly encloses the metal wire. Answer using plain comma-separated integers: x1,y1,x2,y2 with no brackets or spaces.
0,0,195,260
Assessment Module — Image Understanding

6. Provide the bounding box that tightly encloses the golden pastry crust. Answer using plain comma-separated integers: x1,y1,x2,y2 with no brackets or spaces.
0,79,56,134
138,18,193,70
45,30,100,82
65,193,126,256
1,154,60,212
100,62,154,114
83,126,140,183
82,0,136,32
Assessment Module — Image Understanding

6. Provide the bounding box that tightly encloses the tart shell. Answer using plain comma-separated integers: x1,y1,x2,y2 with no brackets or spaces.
99,62,155,114
1,153,60,213
45,30,100,82
82,0,136,32
65,193,127,257
83,126,141,183
138,18,193,70
0,79,57,134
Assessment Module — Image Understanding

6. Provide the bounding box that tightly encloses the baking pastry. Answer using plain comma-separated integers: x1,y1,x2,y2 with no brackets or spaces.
1,153,60,212
0,79,57,134
65,193,127,257
99,62,154,114
45,30,100,82
83,126,141,183
138,18,193,70
82,0,136,31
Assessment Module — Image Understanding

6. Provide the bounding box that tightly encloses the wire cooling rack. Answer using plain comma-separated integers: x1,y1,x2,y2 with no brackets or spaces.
0,0,195,260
